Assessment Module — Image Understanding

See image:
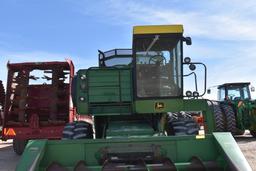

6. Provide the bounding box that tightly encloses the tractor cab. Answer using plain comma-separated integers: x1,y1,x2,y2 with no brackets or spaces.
217,82,252,101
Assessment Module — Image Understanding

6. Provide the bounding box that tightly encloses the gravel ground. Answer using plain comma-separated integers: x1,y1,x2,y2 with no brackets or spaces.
0,134,255,171
0,140,20,171
235,131,256,170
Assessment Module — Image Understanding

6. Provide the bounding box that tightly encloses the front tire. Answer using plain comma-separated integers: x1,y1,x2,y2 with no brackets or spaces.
62,121,93,140
13,138,28,155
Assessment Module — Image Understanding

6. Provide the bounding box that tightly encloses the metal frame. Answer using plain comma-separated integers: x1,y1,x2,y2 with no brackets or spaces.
98,49,132,67
1,60,75,141
183,62,207,97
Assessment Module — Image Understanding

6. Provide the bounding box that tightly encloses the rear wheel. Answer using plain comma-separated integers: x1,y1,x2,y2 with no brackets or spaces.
62,121,93,140
221,104,237,134
13,138,28,155
210,102,225,132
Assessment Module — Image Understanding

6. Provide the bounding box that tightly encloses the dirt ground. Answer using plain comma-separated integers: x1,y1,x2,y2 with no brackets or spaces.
0,133,256,171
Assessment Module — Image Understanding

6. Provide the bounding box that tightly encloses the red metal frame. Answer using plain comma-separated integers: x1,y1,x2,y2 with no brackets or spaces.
66,59,76,123
1,60,75,141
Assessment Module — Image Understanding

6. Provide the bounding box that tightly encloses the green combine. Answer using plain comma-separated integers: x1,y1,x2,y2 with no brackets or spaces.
16,25,251,171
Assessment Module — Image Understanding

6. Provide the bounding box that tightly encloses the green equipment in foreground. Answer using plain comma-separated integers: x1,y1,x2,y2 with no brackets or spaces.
16,25,252,171
216,82,256,136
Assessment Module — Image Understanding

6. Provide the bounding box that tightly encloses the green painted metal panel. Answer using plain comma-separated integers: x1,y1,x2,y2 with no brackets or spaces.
89,104,132,115
106,121,155,138
213,132,252,171
134,99,184,113
88,70,120,103
15,134,235,171
76,69,89,114
75,68,132,115
87,69,132,103
16,140,47,171
17,133,252,171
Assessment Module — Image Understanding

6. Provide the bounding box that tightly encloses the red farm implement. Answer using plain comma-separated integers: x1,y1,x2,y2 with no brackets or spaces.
1,60,77,154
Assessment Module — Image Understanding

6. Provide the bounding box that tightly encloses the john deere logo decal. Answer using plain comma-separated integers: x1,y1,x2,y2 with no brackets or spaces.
155,102,165,110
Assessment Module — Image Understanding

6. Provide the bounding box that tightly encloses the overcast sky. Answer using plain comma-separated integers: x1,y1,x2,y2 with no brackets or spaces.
0,0,255,99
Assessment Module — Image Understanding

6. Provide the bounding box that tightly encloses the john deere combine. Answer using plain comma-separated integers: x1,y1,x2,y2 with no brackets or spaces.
16,25,251,171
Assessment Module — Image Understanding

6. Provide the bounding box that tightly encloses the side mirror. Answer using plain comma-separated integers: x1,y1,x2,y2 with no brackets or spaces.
183,37,192,45
251,86,255,92
207,89,211,94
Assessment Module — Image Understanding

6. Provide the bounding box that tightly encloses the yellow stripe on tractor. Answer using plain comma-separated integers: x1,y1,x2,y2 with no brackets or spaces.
133,25,183,35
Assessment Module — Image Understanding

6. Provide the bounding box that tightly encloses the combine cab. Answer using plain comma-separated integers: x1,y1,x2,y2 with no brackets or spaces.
1,60,75,154
17,25,251,171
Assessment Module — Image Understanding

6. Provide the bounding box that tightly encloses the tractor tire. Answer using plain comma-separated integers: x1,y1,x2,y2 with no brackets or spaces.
62,122,76,139
221,104,237,134
73,121,93,139
13,138,28,155
169,118,199,136
62,121,93,140
250,130,256,138
212,103,225,132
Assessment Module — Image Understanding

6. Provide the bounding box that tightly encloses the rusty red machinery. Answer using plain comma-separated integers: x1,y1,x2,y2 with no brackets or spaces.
1,60,80,154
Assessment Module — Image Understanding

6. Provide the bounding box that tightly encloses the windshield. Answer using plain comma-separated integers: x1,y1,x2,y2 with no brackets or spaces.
135,35,182,98
104,57,132,66
227,85,250,100
219,85,251,101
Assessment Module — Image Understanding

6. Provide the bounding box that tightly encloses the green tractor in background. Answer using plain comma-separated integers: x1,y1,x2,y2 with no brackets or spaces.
215,82,256,136
16,25,252,171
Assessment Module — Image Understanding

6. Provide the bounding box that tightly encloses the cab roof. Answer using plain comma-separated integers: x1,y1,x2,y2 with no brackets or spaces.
133,25,183,35
217,82,250,89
